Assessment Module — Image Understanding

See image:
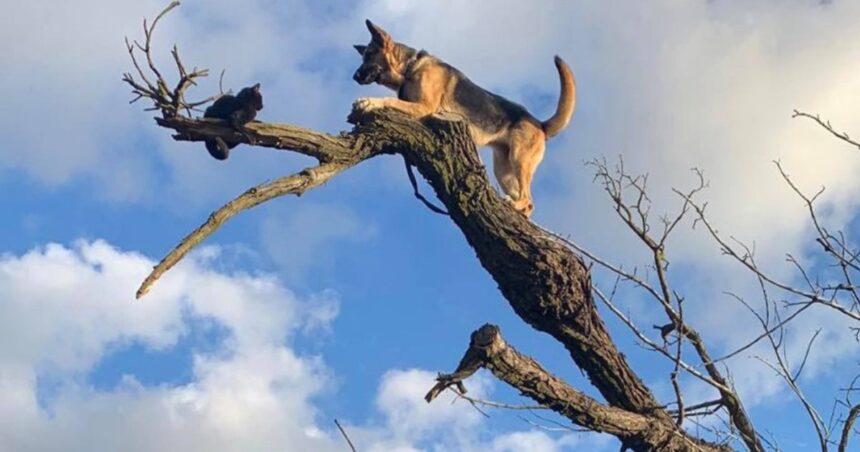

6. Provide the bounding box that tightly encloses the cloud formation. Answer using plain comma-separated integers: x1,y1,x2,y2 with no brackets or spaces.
260,203,377,282
4,0,860,446
0,240,340,451
0,0,359,205
0,241,592,451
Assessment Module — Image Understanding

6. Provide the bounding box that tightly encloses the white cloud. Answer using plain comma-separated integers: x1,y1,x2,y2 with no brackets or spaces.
260,203,377,281
0,240,340,451
0,0,360,205
0,240,596,451
0,0,167,200
352,368,610,452
491,431,565,452
375,369,488,439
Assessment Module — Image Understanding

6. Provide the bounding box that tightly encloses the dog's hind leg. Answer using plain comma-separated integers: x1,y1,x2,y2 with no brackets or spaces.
492,144,520,202
509,123,546,217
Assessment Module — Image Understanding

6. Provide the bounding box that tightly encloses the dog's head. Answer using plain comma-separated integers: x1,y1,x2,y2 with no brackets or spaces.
353,20,407,88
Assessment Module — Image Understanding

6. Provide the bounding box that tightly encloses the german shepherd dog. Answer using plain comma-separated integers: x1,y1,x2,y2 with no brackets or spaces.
352,20,576,217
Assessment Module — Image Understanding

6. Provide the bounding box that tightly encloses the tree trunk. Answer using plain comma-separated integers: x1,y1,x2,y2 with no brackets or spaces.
150,109,735,451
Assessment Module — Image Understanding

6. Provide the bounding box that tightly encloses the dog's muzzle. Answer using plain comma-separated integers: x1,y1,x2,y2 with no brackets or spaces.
353,66,379,85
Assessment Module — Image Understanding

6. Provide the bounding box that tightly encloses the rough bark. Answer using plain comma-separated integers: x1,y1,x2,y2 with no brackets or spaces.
351,112,664,413
427,324,727,451
150,109,731,450
159,111,659,412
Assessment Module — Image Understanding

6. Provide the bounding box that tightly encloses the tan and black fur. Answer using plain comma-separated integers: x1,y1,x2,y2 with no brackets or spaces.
352,20,576,217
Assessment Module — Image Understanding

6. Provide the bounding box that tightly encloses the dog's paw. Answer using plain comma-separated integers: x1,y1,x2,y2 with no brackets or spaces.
522,202,535,218
512,198,534,218
353,97,383,112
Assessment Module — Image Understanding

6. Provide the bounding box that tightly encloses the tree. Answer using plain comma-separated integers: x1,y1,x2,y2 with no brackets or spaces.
124,4,860,451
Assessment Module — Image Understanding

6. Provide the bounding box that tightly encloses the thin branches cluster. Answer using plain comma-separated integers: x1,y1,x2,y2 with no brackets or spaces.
122,1,219,118
538,112,860,450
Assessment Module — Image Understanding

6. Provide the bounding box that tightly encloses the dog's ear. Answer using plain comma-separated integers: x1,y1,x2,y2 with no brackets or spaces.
252,83,261,92
365,19,391,46
353,44,367,55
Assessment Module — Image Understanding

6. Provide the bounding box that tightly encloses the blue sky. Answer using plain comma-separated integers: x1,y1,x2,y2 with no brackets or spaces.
2,0,860,450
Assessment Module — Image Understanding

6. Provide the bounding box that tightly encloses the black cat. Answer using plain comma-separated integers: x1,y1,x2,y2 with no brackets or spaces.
203,83,263,160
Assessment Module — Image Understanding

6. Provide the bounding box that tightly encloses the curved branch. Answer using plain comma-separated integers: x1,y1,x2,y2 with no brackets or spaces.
793,110,860,151
839,404,860,452
136,162,350,298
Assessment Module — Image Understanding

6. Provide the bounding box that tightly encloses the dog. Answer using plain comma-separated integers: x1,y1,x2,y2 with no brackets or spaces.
352,20,576,217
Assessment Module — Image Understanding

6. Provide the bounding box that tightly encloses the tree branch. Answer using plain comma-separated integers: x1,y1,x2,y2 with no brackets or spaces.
838,404,860,452
334,419,358,452
427,324,729,452
136,162,351,298
404,157,449,215
155,116,359,163
793,110,860,151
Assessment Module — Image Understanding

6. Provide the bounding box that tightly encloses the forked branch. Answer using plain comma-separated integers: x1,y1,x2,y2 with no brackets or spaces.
122,1,216,117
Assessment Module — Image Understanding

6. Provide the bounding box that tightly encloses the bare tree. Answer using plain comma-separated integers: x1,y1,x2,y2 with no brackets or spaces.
124,4,860,451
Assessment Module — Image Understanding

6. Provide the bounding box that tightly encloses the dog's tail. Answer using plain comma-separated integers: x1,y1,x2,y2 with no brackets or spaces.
541,56,576,139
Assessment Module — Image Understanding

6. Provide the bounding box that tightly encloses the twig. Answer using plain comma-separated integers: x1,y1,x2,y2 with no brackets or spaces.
775,160,860,275
712,295,814,365
591,285,727,391
678,190,860,322
793,110,860,151
122,1,216,117
668,399,723,415
672,293,686,426
752,301,828,451
518,415,578,432
404,157,449,215
585,158,762,451
334,419,358,452
447,387,549,411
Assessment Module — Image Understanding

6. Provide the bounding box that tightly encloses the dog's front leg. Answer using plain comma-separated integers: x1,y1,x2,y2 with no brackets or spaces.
354,97,436,118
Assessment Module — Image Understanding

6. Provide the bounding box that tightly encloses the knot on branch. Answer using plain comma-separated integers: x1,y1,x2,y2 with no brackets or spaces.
425,324,503,403
470,323,505,350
